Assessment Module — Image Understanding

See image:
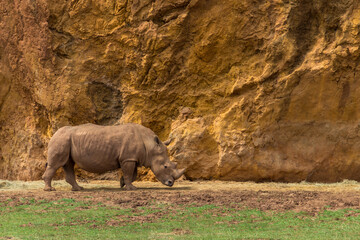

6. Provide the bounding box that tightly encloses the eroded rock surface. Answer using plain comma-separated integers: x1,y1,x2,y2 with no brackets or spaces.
1,0,360,182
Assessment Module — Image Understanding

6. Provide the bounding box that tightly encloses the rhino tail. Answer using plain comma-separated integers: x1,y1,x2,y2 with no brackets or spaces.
42,162,48,180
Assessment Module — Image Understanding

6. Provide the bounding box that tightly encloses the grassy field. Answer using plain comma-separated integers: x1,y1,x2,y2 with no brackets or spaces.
2,197,360,240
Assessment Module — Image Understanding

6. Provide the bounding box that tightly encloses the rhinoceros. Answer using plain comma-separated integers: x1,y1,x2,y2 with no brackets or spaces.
42,123,185,191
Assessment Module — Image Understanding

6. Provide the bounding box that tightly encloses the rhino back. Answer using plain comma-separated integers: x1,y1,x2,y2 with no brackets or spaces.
69,124,145,173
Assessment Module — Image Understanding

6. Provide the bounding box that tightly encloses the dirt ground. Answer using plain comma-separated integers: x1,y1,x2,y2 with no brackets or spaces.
2,180,360,213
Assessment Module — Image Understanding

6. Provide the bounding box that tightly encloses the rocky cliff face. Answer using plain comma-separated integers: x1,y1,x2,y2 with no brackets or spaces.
1,0,360,182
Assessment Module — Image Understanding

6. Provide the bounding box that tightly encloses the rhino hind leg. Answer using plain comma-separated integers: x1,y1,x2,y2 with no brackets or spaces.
43,131,71,191
43,156,68,191
120,176,125,188
63,159,83,191
42,166,57,191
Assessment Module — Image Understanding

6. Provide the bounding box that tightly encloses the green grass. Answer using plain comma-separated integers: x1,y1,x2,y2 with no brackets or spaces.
1,198,360,240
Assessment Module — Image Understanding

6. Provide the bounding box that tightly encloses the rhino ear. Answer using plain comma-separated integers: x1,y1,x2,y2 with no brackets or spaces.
154,136,160,145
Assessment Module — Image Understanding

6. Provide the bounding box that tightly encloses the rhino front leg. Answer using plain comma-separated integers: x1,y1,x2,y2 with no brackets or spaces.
121,161,137,190
63,160,83,191
120,166,137,188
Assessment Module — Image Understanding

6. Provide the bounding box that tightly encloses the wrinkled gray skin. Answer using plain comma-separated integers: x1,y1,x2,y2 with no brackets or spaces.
42,123,185,191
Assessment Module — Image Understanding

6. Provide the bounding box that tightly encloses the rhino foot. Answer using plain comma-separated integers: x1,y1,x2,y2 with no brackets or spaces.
71,186,84,191
44,187,56,191
124,185,137,191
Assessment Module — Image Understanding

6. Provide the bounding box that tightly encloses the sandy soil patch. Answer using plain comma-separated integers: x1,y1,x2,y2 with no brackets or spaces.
2,180,360,213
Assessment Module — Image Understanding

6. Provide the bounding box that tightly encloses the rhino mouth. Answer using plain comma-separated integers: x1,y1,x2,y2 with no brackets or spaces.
164,179,174,187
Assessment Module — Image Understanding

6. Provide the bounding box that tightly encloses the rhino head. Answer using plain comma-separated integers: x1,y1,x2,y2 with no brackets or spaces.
148,136,185,187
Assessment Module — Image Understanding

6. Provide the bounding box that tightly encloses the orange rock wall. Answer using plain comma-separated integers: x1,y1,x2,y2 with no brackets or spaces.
1,0,360,182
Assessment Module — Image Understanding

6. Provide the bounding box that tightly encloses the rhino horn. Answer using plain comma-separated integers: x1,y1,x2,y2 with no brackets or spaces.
163,139,172,146
173,168,185,180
